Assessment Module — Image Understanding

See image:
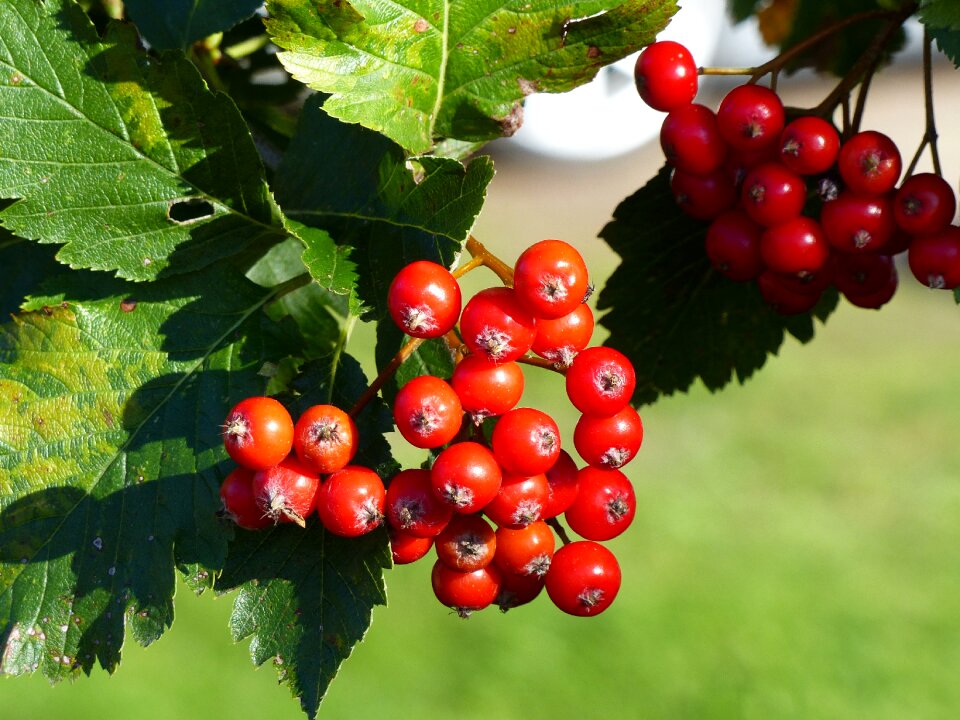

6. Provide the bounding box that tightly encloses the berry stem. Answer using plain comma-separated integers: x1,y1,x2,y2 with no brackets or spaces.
546,517,572,546
466,235,514,286
517,354,568,375
348,336,424,418
905,27,942,177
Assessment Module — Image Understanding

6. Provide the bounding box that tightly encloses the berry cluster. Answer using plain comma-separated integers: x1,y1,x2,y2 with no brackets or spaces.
218,239,643,618
634,40,960,314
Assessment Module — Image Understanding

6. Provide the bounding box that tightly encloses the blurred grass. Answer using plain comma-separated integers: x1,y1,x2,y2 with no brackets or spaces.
5,278,960,719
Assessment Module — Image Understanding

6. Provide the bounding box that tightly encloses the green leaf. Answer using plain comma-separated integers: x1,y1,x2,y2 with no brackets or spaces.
375,325,456,404
920,0,960,66
597,166,838,406
124,0,265,50
0,0,287,281
219,353,395,719
275,97,493,321
292,221,364,318
0,264,300,681
265,0,677,152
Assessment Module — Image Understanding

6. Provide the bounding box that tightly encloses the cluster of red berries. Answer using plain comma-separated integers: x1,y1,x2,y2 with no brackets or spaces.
634,40,960,314
218,239,644,618
385,240,642,617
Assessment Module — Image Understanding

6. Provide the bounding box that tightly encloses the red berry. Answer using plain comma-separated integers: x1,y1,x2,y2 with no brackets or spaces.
838,130,902,195
545,541,621,617
907,227,960,289
316,465,385,537
431,441,502,514
387,260,462,339
491,407,561,476
223,396,294,471
450,355,524,422
633,40,698,112
820,191,895,253
513,239,589,319
573,405,644,469
392,375,462,449
389,528,433,565
760,216,830,277
220,467,271,530
542,450,580,520
385,468,453,538
894,172,956,236
531,304,595,368
496,571,545,611
435,514,497,571
741,162,807,227
717,84,785,153
293,404,357,474
756,271,823,315
671,168,737,221
494,521,556,577
779,116,840,175
565,346,636,417
564,467,636,541
431,561,502,617
705,210,764,281
252,454,320,527
660,103,727,176
838,257,898,309
459,287,537,363
483,472,550,529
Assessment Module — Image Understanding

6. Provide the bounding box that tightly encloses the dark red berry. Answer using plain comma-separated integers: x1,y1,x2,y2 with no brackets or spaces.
634,40,698,112
779,116,840,175
894,172,957,236
705,210,764,281
838,130,902,195
717,84,785,152
660,103,727,176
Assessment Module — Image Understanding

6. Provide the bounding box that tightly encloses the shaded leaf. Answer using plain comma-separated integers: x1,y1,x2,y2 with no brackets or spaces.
265,0,676,152
0,236,61,317
124,0,265,51
920,0,960,67
0,0,287,281
597,166,837,406
375,325,456,405
0,264,297,681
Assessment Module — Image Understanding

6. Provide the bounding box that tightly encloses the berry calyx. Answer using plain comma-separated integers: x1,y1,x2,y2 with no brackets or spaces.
435,514,497,572
252,454,320,527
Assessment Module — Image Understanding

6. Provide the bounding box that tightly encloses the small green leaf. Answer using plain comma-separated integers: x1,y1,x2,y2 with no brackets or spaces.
597,166,837,406
0,0,287,281
292,221,364,318
124,0,265,50
0,264,297,681
265,0,677,152
921,0,960,66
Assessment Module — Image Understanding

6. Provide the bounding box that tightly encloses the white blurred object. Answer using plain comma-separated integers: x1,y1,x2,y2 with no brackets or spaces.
505,0,726,160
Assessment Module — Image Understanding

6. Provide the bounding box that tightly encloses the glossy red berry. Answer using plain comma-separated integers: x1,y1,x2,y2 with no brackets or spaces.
740,162,807,227
494,521,556,577
220,467,271,530
633,40,698,112
496,571,545,611
779,116,840,175
907,227,960,289
316,465,386,537
542,450,580,520
671,168,737,221
705,210,764,281
513,239,589,319
660,103,727,176
717,84,785,152
820,191,895,253
483,472,550,529
838,130,902,195
387,260,462,339
385,468,453,538
573,405,644,469
223,396,294,471
459,287,537,363
564,467,636,541
545,541,621,617
431,561,502,617
756,271,823,315
894,172,957,236
435,514,497,571
491,407,561,476
530,304,595,368
252,454,320,527
389,528,433,565
836,255,898,309
392,375,462,449
760,216,830,277
565,346,636,417
431,441,502,514
450,355,524,422
293,404,357,474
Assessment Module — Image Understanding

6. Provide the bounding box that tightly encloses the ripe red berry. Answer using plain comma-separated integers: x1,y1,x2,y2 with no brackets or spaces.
907,227,960,289
564,467,636,541
513,239,589,319
494,521,556,577
671,168,737,221
820,191,895,253
491,407,561,476
293,404,357,474
316,465,386,537
545,541,621,617
450,355,524,422
705,210,764,281
223,396,294,471
385,468,453,538
717,84,785,153
389,528,433,565
387,260,462,339
660,103,727,176
756,271,823,315
779,116,840,175
838,130,902,195
573,405,644,469
220,467,271,530
252,454,320,527
633,40,698,112
894,172,957,236
392,375,462,449
431,561,502,617
565,346,636,417
483,471,550,529
431,441,502,513
459,287,537,363
740,162,807,227
542,450,580,520
435,514,497,572
530,304,595,368
496,571,546,611
760,216,830,277
833,254,895,298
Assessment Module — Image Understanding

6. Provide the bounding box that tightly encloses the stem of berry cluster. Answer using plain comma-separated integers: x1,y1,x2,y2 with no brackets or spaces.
905,27,942,177
546,517,572,546
465,235,514,286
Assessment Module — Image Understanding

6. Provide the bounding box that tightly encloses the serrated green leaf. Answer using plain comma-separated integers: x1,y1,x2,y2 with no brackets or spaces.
275,97,493,321
219,353,395,719
124,0,265,51
597,166,837,406
0,0,287,281
265,0,676,152
291,221,364,318
0,265,297,681
919,0,960,29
